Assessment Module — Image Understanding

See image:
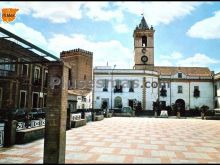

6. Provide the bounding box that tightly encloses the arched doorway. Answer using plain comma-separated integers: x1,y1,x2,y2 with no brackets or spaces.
114,96,122,108
175,99,185,116
101,100,108,109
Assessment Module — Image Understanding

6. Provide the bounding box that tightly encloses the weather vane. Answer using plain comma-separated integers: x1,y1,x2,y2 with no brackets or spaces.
141,9,144,16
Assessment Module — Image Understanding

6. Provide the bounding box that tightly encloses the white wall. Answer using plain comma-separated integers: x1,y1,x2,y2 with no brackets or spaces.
94,70,214,110
94,73,158,110
159,81,214,110
77,91,92,109
214,80,220,109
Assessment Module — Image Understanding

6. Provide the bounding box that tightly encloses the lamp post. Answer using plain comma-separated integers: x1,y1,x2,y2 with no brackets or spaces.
111,65,116,110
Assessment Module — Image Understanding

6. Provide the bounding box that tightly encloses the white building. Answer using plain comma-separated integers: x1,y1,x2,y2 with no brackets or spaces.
68,89,92,111
93,16,214,111
214,72,220,110
94,69,158,110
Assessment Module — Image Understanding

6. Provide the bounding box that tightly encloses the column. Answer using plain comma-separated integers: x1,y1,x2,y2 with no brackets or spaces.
43,62,69,164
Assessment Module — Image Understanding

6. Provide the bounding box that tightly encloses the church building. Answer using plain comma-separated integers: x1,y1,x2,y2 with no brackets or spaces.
93,17,214,111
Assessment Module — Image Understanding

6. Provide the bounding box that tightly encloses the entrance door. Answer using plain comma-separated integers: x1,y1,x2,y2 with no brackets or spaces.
128,99,134,110
101,98,109,109
175,99,185,116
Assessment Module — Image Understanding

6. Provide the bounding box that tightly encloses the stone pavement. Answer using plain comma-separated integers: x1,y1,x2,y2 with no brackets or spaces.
0,117,220,164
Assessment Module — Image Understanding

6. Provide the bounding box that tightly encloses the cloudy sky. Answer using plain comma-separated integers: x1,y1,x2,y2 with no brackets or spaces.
0,1,220,72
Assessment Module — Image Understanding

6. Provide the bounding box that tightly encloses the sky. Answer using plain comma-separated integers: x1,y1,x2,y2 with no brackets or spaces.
0,1,220,73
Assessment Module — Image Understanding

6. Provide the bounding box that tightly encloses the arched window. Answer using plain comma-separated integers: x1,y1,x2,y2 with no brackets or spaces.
114,96,122,108
142,36,147,47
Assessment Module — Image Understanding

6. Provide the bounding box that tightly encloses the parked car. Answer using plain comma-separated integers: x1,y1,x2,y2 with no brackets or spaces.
6,108,28,122
28,108,46,119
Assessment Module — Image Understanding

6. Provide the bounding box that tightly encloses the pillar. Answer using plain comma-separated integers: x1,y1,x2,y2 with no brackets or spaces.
43,62,69,164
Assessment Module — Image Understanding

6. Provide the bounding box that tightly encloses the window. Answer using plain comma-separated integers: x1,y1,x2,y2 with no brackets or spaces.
84,74,86,80
114,96,122,108
178,86,183,93
34,67,40,84
20,90,26,108
178,73,182,78
0,88,2,108
82,96,86,102
142,36,147,47
32,92,39,108
160,85,167,97
103,79,108,92
129,80,134,92
114,80,123,93
43,94,47,107
68,69,72,88
22,64,28,76
0,57,16,77
194,86,200,97
0,58,15,71
44,70,48,87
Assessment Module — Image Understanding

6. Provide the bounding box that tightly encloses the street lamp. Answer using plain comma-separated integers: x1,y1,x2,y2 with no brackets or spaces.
111,65,116,110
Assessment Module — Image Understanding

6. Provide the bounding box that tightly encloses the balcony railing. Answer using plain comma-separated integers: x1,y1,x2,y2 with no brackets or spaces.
0,69,16,77
160,89,167,97
114,85,123,93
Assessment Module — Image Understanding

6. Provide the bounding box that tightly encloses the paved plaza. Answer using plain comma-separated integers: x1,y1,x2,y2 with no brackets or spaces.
0,117,220,164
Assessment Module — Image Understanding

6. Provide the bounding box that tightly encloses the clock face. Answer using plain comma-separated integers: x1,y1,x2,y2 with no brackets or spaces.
141,55,148,63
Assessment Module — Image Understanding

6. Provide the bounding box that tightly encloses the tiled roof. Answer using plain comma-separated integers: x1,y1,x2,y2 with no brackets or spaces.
68,89,91,96
154,66,212,77
214,72,220,80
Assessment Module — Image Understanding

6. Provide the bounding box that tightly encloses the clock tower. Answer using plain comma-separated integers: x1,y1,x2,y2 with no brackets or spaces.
133,16,155,70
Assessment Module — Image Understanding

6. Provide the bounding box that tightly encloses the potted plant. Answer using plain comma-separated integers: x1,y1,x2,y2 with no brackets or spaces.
200,105,209,120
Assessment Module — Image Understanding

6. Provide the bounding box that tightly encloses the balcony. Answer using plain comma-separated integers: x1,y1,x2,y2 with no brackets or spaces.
114,85,123,93
160,89,167,97
129,88,134,92
193,90,200,97
103,87,108,92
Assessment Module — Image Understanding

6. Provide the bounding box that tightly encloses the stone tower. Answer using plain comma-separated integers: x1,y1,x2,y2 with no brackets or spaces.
60,48,93,90
133,16,155,70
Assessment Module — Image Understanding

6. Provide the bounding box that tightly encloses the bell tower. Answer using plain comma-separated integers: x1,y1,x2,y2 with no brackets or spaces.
133,16,155,70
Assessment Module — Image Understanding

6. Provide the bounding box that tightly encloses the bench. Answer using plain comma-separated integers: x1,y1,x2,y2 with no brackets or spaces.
95,115,104,121
16,126,45,144
113,112,133,117
71,113,86,128
105,112,113,118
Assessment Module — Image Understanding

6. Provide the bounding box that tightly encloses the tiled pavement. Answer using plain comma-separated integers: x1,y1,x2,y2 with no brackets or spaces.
0,117,220,164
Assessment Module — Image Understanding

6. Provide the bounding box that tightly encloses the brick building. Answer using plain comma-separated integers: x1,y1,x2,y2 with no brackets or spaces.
60,48,93,90
0,38,49,110
60,48,93,110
